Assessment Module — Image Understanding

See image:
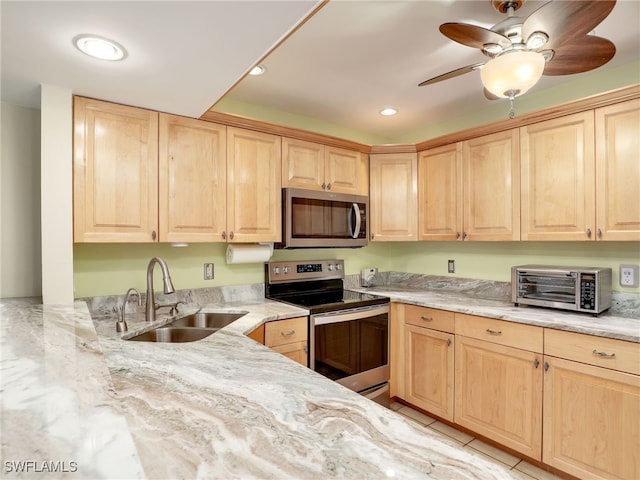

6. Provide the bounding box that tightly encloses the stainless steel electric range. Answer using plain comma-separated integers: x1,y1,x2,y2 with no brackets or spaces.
265,259,390,406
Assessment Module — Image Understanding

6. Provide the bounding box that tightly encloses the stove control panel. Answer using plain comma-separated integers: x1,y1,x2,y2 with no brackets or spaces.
266,259,345,283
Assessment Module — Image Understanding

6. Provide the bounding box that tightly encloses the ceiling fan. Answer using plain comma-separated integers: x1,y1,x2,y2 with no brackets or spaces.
419,0,617,111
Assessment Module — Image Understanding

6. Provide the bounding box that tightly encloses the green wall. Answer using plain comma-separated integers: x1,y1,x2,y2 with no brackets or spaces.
74,241,639,298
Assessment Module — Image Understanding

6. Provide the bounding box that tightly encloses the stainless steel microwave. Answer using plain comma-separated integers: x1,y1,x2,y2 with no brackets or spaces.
277,188,369,248
512,265,612,315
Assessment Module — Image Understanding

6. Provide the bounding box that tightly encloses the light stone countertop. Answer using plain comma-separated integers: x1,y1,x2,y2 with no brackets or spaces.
2,296,529,480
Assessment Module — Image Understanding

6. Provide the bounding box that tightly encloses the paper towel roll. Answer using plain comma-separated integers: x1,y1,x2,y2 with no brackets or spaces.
226,243,273,264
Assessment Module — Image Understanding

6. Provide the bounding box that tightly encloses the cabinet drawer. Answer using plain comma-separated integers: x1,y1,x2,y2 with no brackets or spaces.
545,329,640,375
404,305,454,333
455,313,543,353
265,317,307,347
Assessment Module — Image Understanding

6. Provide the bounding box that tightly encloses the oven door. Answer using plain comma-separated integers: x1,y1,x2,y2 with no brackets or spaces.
310,304,389,394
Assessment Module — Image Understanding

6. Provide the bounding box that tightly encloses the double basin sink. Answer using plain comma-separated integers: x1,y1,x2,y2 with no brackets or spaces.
126,312,247,343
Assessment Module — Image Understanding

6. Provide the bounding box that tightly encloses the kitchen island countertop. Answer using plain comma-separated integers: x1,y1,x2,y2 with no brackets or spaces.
2,296,529,480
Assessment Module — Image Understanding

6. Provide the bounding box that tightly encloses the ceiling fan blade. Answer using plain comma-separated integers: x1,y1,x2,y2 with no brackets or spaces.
522,0,616,50
418,63,485,87
543,35,616,76
439,23,511,50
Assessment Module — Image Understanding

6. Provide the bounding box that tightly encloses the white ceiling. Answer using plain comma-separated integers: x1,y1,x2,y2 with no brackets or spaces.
2,1,639,140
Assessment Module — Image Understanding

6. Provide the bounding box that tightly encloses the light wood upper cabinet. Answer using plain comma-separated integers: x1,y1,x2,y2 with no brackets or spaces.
418,129,519,241
520,111,596,240
159,114,226,242
418,143,462,240
369,153,418,241
462,129,520,240
282,137,368,194
227,127,282,243
595,99,640,241
543,329,640,480
74,97,159,243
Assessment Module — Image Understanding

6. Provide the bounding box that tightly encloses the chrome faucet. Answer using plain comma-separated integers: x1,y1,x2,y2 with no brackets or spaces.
145,257,175,322
116,287,141,332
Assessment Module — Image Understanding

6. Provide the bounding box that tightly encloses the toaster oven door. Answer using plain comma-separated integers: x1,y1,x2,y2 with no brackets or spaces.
515,271,578,309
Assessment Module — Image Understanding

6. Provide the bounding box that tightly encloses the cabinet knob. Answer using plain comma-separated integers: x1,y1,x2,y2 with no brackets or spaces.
463,231,468,240
586,228,592,238
230,231,234,240
456,232,461,239
222,231,227,240
151,230,157,241
326,183,331,190
447,338,452,347
597,228,603,238
534,358,540,368
321,183,326,190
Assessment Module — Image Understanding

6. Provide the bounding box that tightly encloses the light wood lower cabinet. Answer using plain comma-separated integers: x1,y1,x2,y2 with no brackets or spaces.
454,314,543,460
404,306,454,421
543,329,640,480
264,317,308,366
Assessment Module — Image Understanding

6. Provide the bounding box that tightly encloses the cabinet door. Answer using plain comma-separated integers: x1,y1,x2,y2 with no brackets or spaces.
282,137,325,191
226,127,281,242
405,324,454,421
324,146,369,195
73,97,158,242
520,111,595,240
418,143,463,240
543,357,640,480
455,335,543,460
369,153,418,241
159,114,226,242
463,129,520,241
595,99,640,241
271,341,308,366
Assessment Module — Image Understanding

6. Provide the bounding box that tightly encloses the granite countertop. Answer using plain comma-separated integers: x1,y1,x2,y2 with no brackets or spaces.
2,296,528,480
347,274,640,343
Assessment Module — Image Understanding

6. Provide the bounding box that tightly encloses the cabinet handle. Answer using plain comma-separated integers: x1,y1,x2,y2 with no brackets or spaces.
371,233,375,240
485,328,502,335
321,183,326,190
544,361,550,371
326,183,331,190
592,349,616,359
463,231,468,240
420,316,433,322
586,228,592,238
447,338,452,347
222,231,227,240
534,358,540,368
281,330,295,337
597,228,603,238
230,231,234,240
151,230,157,240
456,232,461,239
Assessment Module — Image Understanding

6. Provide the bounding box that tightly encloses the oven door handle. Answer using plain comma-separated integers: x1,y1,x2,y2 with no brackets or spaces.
348,203,361,239
313,305,389,325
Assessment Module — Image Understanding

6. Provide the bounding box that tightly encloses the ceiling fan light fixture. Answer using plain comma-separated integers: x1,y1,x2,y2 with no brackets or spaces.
480,50,545,98
482,43,504,56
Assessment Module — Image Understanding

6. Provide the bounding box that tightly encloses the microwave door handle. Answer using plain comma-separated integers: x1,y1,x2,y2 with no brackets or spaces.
349,203,361,239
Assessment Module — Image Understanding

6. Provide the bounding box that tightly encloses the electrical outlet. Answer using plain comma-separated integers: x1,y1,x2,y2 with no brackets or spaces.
448,259,455,274
204,263,214,280
620,264,639,287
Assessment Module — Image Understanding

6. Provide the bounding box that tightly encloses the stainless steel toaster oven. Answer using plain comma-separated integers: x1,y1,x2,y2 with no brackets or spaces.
512,265,612,315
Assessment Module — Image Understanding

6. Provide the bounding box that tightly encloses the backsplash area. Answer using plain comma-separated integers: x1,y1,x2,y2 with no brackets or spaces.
83,272,638,319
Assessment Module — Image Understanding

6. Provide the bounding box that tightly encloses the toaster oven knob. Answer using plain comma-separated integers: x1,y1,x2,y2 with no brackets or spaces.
273,267,281,275
283,266,290,274
336,264,342,271
328,264,334,271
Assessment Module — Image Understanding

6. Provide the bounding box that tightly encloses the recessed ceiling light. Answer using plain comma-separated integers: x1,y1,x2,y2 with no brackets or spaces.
379,108,398,116
73,34,127,61
249,65,266,76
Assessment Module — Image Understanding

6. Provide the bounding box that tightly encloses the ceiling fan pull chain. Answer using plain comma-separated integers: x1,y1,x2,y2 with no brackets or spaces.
508,91,516,119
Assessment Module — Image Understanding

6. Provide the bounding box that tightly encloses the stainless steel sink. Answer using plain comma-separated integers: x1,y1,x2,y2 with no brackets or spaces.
168,312,247,329
127,327,216,343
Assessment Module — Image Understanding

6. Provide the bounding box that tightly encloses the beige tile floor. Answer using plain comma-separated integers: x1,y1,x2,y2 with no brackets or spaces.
391,402,565,480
